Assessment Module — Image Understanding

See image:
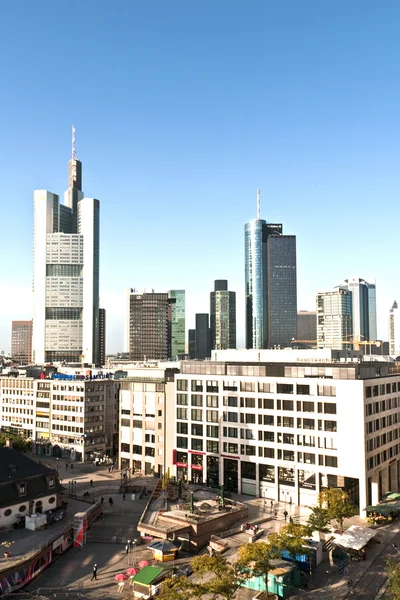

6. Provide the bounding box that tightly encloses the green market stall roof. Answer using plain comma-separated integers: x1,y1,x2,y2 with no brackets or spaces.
365,501,400,516
131,565,164,586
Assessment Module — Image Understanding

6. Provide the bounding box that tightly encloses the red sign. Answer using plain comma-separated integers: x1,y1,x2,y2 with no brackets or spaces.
188,450,206,455
175,462,188,468
221,454,240,460
191,465,204,470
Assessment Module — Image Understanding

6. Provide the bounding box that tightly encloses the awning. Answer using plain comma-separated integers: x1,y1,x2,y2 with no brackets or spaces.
333,525,377,551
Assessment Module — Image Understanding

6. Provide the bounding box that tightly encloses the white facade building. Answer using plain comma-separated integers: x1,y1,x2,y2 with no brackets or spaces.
316,289,352,350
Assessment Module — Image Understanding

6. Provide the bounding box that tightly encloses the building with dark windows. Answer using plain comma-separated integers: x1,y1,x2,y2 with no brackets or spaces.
11,320,33,364
296,311,317,345
125,290,169,361
188,329,196,359
195,314,211,359
336,277,377,342
245,193,297,349
168,290,186,359
210,280,236,350
98,308,106,366
172,348,400,517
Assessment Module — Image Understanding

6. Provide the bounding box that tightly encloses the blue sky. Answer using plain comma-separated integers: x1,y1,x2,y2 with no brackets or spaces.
0,0,400,352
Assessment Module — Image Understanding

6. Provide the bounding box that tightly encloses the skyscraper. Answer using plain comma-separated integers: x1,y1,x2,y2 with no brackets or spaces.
168,290,185,359
98,308,106,366
195,314,211,359
126,290,169,361
337,277,377,342
32,127,100,365
245,190,297,349
11,321,33,364
297,311,317,342
389,301,400,356
210,280,236,350
316,289,352,350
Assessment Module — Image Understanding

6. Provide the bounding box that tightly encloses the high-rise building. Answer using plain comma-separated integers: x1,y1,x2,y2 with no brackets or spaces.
297,311,317,343
188,329,196,359
168,290,185,359
126,290,169,361
337,278,377,342
32,127,100,365
98,308,106,366
11,320,33,364
316,289,352,350
389,301,400,356
195,314,211,359
210,280,236,350
245,190,297,349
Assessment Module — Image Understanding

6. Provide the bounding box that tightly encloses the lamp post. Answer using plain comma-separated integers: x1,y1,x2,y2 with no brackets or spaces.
127,539,131,565
56,457,59,474
133,539,138,566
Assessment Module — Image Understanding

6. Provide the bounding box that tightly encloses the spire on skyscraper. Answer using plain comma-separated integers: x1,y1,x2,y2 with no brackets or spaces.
257,188,261,220
72,124,76,160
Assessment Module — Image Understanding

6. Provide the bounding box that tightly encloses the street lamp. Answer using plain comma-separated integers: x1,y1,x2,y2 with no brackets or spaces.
127,539,131,565
56,458,59,474
133,539,138,565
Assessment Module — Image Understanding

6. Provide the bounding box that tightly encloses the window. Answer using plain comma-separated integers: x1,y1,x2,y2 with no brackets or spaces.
303,419,315,430
48,496,56,504
245,398,256,408
224,427,238,438
18,505,27,512
207,425,219,438
177,380,188,391
191,395,203,406
297,384,310,395
282,400,294,411
302,402,314,412
121,443,130,453
191,380,203,392
245,413,256,424
303,452,315,464
177,422,188,434
283,450,295,461
318,385,336,397
263,415,274,426
191,438,203,451
325,455,338,468
260,464,275,481
191,424,203,436
191,409,203,421
224,397,238,407
258,382,271,393
227,443,238,453
18,483,27,496
177,394,188,405
4,509,12,517
177,436,188,449
121,419,130,427
207,440,219,453
277,384,293,394
206,410,219,423
206,396,218,408
246,445,256,456
240,382,255,392
325,420,337,432
226,412,238,423
177,408,188,420
206,381,219,393
324,403,337,414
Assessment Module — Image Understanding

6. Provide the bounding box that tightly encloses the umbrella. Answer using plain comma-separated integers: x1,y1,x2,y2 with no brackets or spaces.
138,560,151,568
126,567,140,576
115,573,128,581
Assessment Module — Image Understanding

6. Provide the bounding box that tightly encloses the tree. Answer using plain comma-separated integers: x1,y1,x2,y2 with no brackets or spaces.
157,575,198,600
387,559,400,600
306,506,331,535
238,540,280,598
0,433,31,452
272,524,309,563
191,554,247,600
318,488,357,533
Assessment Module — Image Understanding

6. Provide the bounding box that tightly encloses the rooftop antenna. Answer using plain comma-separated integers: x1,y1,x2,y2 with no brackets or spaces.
72,124,76,160
257,188,261,220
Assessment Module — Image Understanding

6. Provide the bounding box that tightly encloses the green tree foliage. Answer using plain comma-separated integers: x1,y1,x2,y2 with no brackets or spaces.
387,559,400,600
157,575,196,600
272,524,309,562
238,540,280,597
318,488,357,533
306,506,331,535
0,433,31,452
191,554,247,600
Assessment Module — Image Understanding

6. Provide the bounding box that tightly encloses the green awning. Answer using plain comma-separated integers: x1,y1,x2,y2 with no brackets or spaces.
365,503,400,516
131,566,164,586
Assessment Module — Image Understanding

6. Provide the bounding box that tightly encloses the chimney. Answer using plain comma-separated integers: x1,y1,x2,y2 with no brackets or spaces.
5,439,13,448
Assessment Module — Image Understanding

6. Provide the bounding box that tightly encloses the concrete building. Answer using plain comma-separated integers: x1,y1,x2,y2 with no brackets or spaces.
195,314,211,359
337,277,377,342
316,289,352,350
0,375,119,462
118,367,178,476
125,290,169,361
168,290,185,359
245,191,297,350
389,301,400,356
32,128,100,365
296,311,316,343
172,348,400,516
210,280,236,350
11,320,33,364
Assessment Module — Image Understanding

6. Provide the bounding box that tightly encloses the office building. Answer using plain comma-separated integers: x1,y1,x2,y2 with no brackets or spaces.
125,290,169,361
245,190,297,349
168,290,185,359
195,313,211,359
316,289,352,350
32,127,100,365
172,348,400,515
98,308,106,366
337,278,377,342
389,301,400,356
297,311,317,343
11,320,33,364
118,366,178,476
210,280,236,350
188,329,196,359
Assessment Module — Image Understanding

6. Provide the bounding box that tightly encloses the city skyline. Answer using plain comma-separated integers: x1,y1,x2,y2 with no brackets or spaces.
1,1,400,352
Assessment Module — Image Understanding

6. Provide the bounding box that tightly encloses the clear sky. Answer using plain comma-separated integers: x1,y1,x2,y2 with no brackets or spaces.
0,0,399,353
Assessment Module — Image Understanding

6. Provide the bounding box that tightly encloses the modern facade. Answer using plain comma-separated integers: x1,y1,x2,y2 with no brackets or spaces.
168,290,186,359
337,278,377,342
11,320,33,364
0,375,119,462
195,313,211,359
316,289,352,350
297,311,316,343
389,301,400,356
118,367,178,476
98,308,106,366
125,290,169,361
172,348,400,515
245,195,297,350
210,280,236,350
32,130,100,365
188,329,196,359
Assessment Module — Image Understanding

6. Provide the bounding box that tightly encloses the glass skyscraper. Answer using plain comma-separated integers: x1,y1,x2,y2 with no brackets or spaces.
168,290,185,359
338,278,377,342
245,215,296,349
210,280,236,350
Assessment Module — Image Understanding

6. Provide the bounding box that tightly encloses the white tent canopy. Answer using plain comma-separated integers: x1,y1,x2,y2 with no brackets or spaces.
333,525,377,551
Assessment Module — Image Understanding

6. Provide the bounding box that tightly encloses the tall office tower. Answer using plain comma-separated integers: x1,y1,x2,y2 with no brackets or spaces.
32,127,100,365
188,329,196,359
389,301,400,355
195,313,211,359
11,320,33,364
316,289,353,349
98,308,106,366
297,311,317,342
168,290,185,359
338,277,377,342
245,190,297,349
210,280,236,350
126,290,169,361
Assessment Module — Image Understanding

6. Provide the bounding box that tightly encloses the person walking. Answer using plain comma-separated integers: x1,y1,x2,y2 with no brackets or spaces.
109,497,113,507
101,497,104,505
283,510,288,521
91,564,98,581
90,479,93,487
289,516,294,524
123,493,126,501
270,500,273,510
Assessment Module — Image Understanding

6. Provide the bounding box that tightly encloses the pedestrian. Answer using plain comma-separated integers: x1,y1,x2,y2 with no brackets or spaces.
289,516,293,524
289,497,292,506
123,493,126,501
283,510,288,521
109,466,111,473
125,544,129,554
270,500,273,510
91,564,98,580
66,463,69,471
101,497,104,505
90,479,93,487
109,497,113,506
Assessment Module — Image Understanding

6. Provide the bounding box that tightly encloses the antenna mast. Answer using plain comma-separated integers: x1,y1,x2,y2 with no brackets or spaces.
72,124,76,160
257,188,261,220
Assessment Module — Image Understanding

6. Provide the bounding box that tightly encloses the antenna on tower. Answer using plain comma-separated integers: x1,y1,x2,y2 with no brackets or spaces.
72,124,76,160
257,188,261,220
